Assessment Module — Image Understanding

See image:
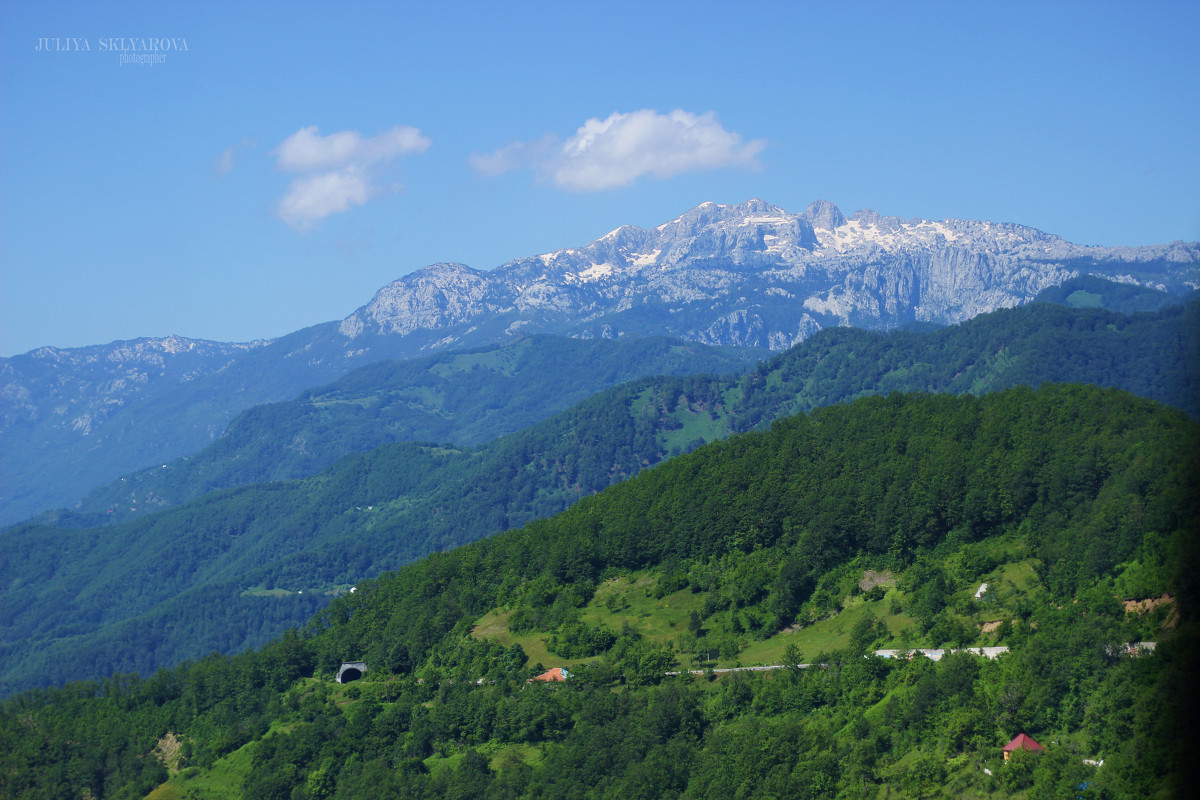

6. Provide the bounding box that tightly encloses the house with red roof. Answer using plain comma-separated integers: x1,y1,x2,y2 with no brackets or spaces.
1002,733,1044,760
529,667,570,683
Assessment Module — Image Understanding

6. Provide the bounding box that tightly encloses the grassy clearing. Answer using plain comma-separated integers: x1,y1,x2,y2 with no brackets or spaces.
469,549,1045,676
148,739,255,800
433,344,524,378
472,571,928,672
660,403,731,454
994,559,1043,594
145,783,187,800
739,593,916,666
239,586,298,597
981,557,1045,616
472,576,710,669
484,741,545,771
144,719,308,799
471,608,599,670
582,576,707,642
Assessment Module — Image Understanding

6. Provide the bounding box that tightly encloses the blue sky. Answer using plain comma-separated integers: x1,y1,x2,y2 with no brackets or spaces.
2,1,1198,356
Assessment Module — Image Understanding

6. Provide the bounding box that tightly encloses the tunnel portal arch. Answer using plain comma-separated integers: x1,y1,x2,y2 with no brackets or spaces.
337,661,367,684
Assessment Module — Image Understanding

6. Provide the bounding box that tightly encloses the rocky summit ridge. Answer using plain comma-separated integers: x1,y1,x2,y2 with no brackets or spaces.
340,199,1199,351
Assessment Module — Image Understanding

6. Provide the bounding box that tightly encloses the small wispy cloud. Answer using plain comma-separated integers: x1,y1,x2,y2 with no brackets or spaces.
213,137,255,176
271,125,430,230
471,109,765,191
273,125,430,173
469,135,557,177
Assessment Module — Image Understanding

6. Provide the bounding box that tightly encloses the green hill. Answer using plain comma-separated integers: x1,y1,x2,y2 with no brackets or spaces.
2,386,1196,799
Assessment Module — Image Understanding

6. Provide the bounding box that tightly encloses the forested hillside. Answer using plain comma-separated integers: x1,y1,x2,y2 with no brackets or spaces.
54,335,761,527
2,300,1196,695
1032,274,1193,314
2,386,1196,799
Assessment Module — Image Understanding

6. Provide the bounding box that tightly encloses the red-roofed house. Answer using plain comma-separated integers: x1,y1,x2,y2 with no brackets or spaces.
529,667,570,683
1002,733,1044,760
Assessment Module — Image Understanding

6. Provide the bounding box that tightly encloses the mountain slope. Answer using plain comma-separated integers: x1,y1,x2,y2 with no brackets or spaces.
51,335,760,526
3,385,1196,800
1,300,1196,694
3,200,1195,524
0,323,388,524
1033,274,1195,314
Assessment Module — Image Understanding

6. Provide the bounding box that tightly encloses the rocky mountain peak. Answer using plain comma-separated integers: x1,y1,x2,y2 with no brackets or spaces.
738,197,787,215
329,200,1197,350
804,200,847,230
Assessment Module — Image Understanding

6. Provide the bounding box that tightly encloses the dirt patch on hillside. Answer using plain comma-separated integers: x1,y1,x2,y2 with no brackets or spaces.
859,570,896,592
980,621,1004,634
1123,594,1174,614
1124,594,1178,630
152,732,184,774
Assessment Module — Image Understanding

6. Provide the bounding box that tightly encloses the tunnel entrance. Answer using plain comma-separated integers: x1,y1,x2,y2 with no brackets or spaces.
336,661,367,684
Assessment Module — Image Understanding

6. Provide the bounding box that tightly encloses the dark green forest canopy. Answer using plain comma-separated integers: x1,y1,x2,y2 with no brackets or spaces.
1032,274,1194,314
2,385,1198,800
313,385,1198,669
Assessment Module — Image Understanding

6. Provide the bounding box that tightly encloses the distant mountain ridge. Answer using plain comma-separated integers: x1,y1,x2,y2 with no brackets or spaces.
341,198,1198,349
2,199,1196,523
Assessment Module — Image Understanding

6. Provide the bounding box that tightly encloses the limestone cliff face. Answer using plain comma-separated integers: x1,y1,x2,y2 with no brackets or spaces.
337,198,1198,351
338,263,511,338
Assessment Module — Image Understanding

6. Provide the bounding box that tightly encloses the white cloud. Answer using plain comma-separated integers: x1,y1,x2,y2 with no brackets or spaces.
270,125,430,230
275,167,385,231
273,125,430,172
472,109,765,191
213,137,254,176
468,135,556,176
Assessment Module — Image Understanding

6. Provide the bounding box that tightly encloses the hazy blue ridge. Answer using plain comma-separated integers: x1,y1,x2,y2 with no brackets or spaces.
41,335,762,527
